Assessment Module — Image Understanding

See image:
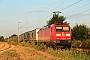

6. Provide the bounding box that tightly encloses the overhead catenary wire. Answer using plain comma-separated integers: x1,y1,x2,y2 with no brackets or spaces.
38,0,68,20
66,8,90,19
66,2,90,15
36,0,83,27
50,0,67,12
28,0,86,29
60,0,82,11
20,22,28,28
28,0,68,28
40,0,82,21
37,0,68,23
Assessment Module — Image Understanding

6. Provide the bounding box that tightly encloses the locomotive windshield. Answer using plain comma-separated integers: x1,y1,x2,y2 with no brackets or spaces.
56,26,69,32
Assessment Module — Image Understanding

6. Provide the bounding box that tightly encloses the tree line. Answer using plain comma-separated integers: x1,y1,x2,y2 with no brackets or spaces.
0,36,4,42
0,13,90,41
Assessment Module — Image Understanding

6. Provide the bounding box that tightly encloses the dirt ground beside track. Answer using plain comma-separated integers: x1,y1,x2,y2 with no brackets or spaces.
0,42,14,53
0,42,61,60
0,42,90,60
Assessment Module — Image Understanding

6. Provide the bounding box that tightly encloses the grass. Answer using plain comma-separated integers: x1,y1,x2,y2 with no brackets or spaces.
18,41,30,47
30,42,90,60
30,42,47,51
46,48,90,60
7,40,90,60
0,50,21,60
8,40,30,47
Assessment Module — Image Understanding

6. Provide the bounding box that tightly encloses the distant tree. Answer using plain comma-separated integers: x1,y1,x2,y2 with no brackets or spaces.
0,36,4,41
9,34,17,38
72,24,90,40
47,14,68,25
12,34,17,37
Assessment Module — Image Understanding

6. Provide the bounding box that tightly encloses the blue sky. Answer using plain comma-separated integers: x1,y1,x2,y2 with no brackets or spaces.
0,0,90,38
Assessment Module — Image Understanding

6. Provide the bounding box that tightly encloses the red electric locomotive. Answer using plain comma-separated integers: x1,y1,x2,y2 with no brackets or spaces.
38,24,72,49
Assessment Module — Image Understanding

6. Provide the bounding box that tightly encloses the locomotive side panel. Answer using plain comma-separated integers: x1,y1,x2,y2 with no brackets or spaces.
45,28,51,40
38,29,43,40
38,27,51,42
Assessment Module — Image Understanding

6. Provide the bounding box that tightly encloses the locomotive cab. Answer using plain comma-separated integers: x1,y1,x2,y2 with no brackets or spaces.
51,24,72,49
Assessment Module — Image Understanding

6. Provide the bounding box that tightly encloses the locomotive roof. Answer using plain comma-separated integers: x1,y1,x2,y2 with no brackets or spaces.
40,24,70,30
40,25,51,30
53,23,69,25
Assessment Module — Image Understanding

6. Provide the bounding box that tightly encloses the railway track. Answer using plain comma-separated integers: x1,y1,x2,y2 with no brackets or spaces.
0,42,14,53
72,47,90,55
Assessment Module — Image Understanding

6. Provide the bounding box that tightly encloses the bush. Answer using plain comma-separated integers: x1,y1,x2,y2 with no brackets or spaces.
30,43,47,51
8,40,30,47
72,24,90,40
72,40,82,47
8,40,18,46
72,39,90,48
19,41,30,47
82,40,90,48
37,44,47,51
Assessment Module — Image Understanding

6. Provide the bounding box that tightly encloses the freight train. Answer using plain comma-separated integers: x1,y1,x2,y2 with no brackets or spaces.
9,24,72,49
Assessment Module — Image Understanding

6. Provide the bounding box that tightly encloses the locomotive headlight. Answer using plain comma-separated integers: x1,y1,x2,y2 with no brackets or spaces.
66,34,70,36
67,38,70,39
56,34,61,36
